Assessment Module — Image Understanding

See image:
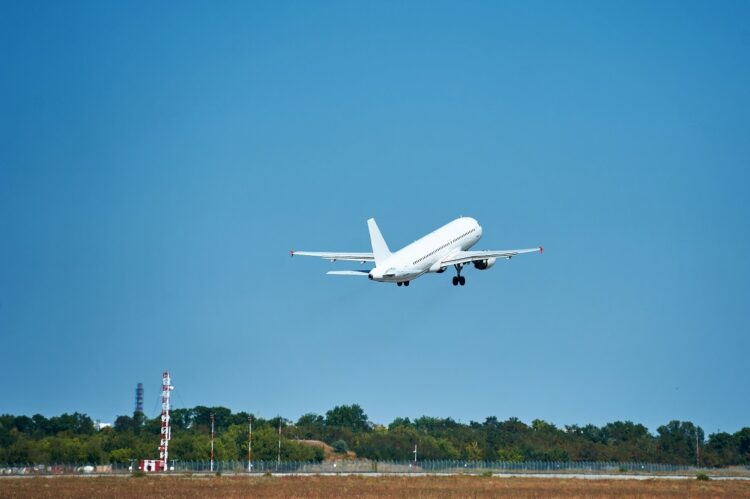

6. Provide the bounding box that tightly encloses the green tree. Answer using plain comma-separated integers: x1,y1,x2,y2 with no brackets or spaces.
5,431,41,464
388,417,412,429
109,448,134,464
497,447,524,461
735,428,750,464
295,414,325,440
463,441,483,461
657,421,704,465
703,432,737,466
325,405,370,433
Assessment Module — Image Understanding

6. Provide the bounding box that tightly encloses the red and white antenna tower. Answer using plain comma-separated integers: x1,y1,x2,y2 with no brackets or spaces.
158,371,174,470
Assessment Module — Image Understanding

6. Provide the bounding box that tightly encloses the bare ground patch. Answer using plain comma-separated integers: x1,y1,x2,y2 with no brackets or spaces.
1,475,750,499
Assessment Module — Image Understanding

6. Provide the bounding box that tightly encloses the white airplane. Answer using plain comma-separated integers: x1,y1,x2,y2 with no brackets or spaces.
291,217,542,287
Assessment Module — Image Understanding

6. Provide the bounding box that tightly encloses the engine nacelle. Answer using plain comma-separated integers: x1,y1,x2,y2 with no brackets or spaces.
473,257,497,270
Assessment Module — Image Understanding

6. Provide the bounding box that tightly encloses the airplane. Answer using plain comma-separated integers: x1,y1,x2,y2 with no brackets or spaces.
291,217,542,287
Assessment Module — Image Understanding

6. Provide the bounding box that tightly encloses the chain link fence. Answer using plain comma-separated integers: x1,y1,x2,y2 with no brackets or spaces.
4,460,746,476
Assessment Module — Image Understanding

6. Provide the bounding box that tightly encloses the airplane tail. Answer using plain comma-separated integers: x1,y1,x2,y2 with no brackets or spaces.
367,218,391,266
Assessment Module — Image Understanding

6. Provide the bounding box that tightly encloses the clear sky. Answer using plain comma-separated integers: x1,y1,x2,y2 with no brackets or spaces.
1,1,748,435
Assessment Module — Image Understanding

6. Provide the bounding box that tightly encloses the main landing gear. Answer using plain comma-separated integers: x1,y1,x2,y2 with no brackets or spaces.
452,264,466,286
397,281,410,287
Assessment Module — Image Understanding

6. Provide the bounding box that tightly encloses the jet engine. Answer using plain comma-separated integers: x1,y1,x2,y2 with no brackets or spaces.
473,257,496,270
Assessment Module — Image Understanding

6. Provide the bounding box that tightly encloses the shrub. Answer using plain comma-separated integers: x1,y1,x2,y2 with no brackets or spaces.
696,473,710,481
480,470,493,477
332,440,349,454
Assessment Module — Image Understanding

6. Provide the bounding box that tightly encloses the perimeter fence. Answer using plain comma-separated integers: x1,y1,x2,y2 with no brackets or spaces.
3,460,745,476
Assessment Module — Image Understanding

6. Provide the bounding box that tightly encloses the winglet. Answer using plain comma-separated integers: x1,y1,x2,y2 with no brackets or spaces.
290,249,295,257
539,246,543,254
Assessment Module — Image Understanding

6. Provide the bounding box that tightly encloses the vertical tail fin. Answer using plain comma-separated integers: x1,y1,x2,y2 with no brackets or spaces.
367,218,391,266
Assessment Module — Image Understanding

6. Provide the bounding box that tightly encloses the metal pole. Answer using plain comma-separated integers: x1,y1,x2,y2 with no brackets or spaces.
248,416,253,473
210,414,215,473
277,418,281,466
696,432,700,467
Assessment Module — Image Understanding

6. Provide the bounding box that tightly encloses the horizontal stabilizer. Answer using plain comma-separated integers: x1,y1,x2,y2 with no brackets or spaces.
326,270,371,276
291,250,374,262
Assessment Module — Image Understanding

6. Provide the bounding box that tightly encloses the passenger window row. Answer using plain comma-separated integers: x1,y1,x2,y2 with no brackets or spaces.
412,228,476,265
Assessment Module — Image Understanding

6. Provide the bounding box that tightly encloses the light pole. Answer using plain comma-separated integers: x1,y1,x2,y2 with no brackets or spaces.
248,415,253,473
277,418,282,467
210,413,215,473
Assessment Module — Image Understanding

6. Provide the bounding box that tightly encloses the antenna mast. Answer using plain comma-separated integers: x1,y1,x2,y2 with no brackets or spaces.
158,372,173,470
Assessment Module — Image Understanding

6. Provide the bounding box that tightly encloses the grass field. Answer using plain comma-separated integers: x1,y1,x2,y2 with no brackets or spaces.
1,475,749,498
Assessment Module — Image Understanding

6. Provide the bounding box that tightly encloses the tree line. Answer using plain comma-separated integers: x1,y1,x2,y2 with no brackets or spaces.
1,405,748,466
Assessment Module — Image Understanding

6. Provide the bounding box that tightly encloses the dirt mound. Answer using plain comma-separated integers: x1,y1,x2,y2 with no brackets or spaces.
297,440,357,460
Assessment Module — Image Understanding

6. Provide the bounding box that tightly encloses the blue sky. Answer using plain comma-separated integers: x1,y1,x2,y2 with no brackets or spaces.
1,1,748,435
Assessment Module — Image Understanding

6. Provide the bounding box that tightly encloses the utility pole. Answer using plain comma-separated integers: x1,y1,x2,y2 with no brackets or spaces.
210,413,215,473
247,415,253,473
277,418,282,467
696,432,700,467
413,444,418,464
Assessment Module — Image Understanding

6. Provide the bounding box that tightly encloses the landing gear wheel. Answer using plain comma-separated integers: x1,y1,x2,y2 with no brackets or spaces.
397,282,402,287
404,281,410,287
452,263,464,286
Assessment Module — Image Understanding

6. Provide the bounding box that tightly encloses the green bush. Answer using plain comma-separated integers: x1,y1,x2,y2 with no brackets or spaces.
696,473,710,481
332,440,349,454
480,470,493,477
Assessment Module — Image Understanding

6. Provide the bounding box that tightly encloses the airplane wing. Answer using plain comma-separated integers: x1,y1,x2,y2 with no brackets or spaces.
439,246,543,266
290,250,374,263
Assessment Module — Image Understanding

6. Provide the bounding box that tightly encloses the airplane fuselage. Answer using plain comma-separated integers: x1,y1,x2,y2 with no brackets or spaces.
368,217,482,283
292,216,540,287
